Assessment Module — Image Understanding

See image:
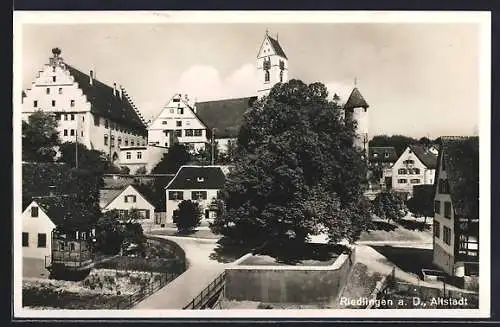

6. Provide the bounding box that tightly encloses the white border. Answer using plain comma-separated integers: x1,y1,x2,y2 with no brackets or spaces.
13,10,491,320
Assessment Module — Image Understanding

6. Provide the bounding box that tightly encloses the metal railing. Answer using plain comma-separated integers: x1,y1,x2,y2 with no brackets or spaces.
117,272,179,309
183,271,226,310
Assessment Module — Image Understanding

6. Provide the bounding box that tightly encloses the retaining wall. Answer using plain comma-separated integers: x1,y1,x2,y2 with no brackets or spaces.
224,248,355,304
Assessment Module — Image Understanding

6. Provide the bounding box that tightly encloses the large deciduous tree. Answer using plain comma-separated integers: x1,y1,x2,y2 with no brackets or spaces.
372,191,407,223
22,111,60,162
151,143,191,174
58,141,116,176
210,80,372,246
406,184,435,224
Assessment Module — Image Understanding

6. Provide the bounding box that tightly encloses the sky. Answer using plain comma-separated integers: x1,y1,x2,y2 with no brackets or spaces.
20,20,481,138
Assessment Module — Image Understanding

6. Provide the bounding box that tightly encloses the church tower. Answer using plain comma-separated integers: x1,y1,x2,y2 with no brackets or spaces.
256,30,288,98
344,86,370,160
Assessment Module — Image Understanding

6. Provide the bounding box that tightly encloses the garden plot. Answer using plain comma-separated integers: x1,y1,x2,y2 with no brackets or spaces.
23,269,163,309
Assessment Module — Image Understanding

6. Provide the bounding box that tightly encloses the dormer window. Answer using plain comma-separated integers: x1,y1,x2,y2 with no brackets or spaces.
384,153,389,158
197,177,205,182
373,153,378,158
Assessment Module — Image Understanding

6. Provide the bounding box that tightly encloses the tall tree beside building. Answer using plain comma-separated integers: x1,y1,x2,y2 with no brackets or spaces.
406,184,434,225
372,191,407,223
211,80,371,246
151,143,191,174
22,111,60,162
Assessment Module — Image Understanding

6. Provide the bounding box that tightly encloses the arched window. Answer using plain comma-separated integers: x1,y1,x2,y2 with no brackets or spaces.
265,70,270,82
280,70,283,83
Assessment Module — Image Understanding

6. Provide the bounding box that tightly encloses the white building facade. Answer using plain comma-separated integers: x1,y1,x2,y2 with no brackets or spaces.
22,201,56,263
256,32,289,98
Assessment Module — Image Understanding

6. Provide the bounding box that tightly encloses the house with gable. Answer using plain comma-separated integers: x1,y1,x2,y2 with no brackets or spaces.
368,146,398,190
165,166,226,223
391,144,438,198
432,136,479,282
100,184,157,232
147,93,208,152
22,48,148,163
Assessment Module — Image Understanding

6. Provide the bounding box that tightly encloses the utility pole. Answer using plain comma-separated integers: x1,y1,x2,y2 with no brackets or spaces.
211,128,215,166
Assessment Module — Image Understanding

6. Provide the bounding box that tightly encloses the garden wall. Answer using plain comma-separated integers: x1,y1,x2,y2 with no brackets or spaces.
224,248,355,304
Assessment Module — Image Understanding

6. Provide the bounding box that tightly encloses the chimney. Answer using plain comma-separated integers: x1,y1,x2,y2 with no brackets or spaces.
119,85,123,99
113,83,117,96
89,70,94,86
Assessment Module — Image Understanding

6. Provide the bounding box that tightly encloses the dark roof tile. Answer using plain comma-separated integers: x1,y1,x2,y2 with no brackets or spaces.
369,146,398,163
166,166,226,190
408,144,438,169
267,36,288,59
344,88,369,110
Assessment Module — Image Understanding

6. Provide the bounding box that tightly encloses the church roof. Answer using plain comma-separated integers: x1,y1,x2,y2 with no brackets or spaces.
267,35,288,59
65,64,147,134
344,87,369,110
195,96,258,139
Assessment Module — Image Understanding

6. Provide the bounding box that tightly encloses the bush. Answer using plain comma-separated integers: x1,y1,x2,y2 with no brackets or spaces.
174,200,202,233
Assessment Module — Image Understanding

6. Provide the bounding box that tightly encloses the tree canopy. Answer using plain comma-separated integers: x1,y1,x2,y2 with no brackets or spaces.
406,184,434,223
174,200,202,233
151,143,191,174
372,191,407,223
22,111,60,162
58,141,119,175
369,134,437,157
210,80,372,246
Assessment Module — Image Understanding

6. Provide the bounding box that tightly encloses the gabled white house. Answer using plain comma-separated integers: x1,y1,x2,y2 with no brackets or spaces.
22,200,56,263
148,93,208,152
165,166,226,223
391,144,438,198
100,184,156,232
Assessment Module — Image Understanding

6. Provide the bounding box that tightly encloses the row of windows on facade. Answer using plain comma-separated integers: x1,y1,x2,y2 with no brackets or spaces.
33,99,75,108
116,208,150,219
94,115,144,138
263,69,284,83
169,191,209,201
372,153,391,159
161,120,201,129
397,178,422,184
434,200,452,218
433,220,478,256
397,168,421,175
104,135,146,147
22,232,46,248
63,129,83,137
165,129,204,137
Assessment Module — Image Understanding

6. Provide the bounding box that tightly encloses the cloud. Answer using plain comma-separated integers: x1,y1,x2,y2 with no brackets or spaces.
174,63,259,101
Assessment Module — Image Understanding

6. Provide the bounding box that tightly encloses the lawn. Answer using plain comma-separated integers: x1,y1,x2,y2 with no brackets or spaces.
239,243,346,266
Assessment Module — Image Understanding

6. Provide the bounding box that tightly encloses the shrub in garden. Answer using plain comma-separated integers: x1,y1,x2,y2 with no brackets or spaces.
174,200,202,233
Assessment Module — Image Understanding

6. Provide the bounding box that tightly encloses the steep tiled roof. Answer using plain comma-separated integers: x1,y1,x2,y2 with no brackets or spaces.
166,166,226,190
409,144,438,169
131,183,157,208
344,88,369,110
267,35,288,59
31,196,73,226
195,96,258,138
435,136,479,219
99,188,123,208
369,146,397,163
65,64,147,134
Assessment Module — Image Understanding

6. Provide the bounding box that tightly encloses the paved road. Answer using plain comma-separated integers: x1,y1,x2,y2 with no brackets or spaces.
133,235,230,309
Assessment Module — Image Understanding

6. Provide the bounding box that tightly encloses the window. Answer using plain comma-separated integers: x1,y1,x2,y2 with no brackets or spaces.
403,160,414,165
81,131,83,137
186,121,191,126
173,98,180,102
46,88,50,95
162,120,168,125
58,88,63,94
444,201,452,218
33,100,38,107
52,66,56,72
22,233,29,247
131,140,135,146
137,152,142,159
169,109,174,114
118,137,122,146
434,200,441,214
177,108,184,115
126,152,131,159
414,168,420,174
265,70,270,82
70,100,75,107
82,116,84,122
111,136,115,147
197,177,205,182
70,129,75,136
433,220,440,238
442,157,446,171
194,129,203,137
52,76,56,82
191,191,207,200
279,70,283,83
124,195,137,203
410,179,420,184
384,152,389,158
459,234,479,257
52,100,56,107
104,135,108,146
71,114,75,120
63,129,68,136
37,233,47,248
373,153,379,158
63,114,68,121
176,121,182,127
70,243,75,251
125,139,129,146
94,115,100,126
185,129,194,136
398,168,407,174
169,191,184,201
175,130,182,137
443,226,451,245
31,206,39,217
105,120,109,129
397,179,407,184
439,179,450,194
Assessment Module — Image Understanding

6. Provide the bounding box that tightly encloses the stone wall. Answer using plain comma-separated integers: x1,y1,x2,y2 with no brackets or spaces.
224,249,355,304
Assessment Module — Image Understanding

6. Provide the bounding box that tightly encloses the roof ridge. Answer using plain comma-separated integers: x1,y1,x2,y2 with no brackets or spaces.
121,86,147,126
